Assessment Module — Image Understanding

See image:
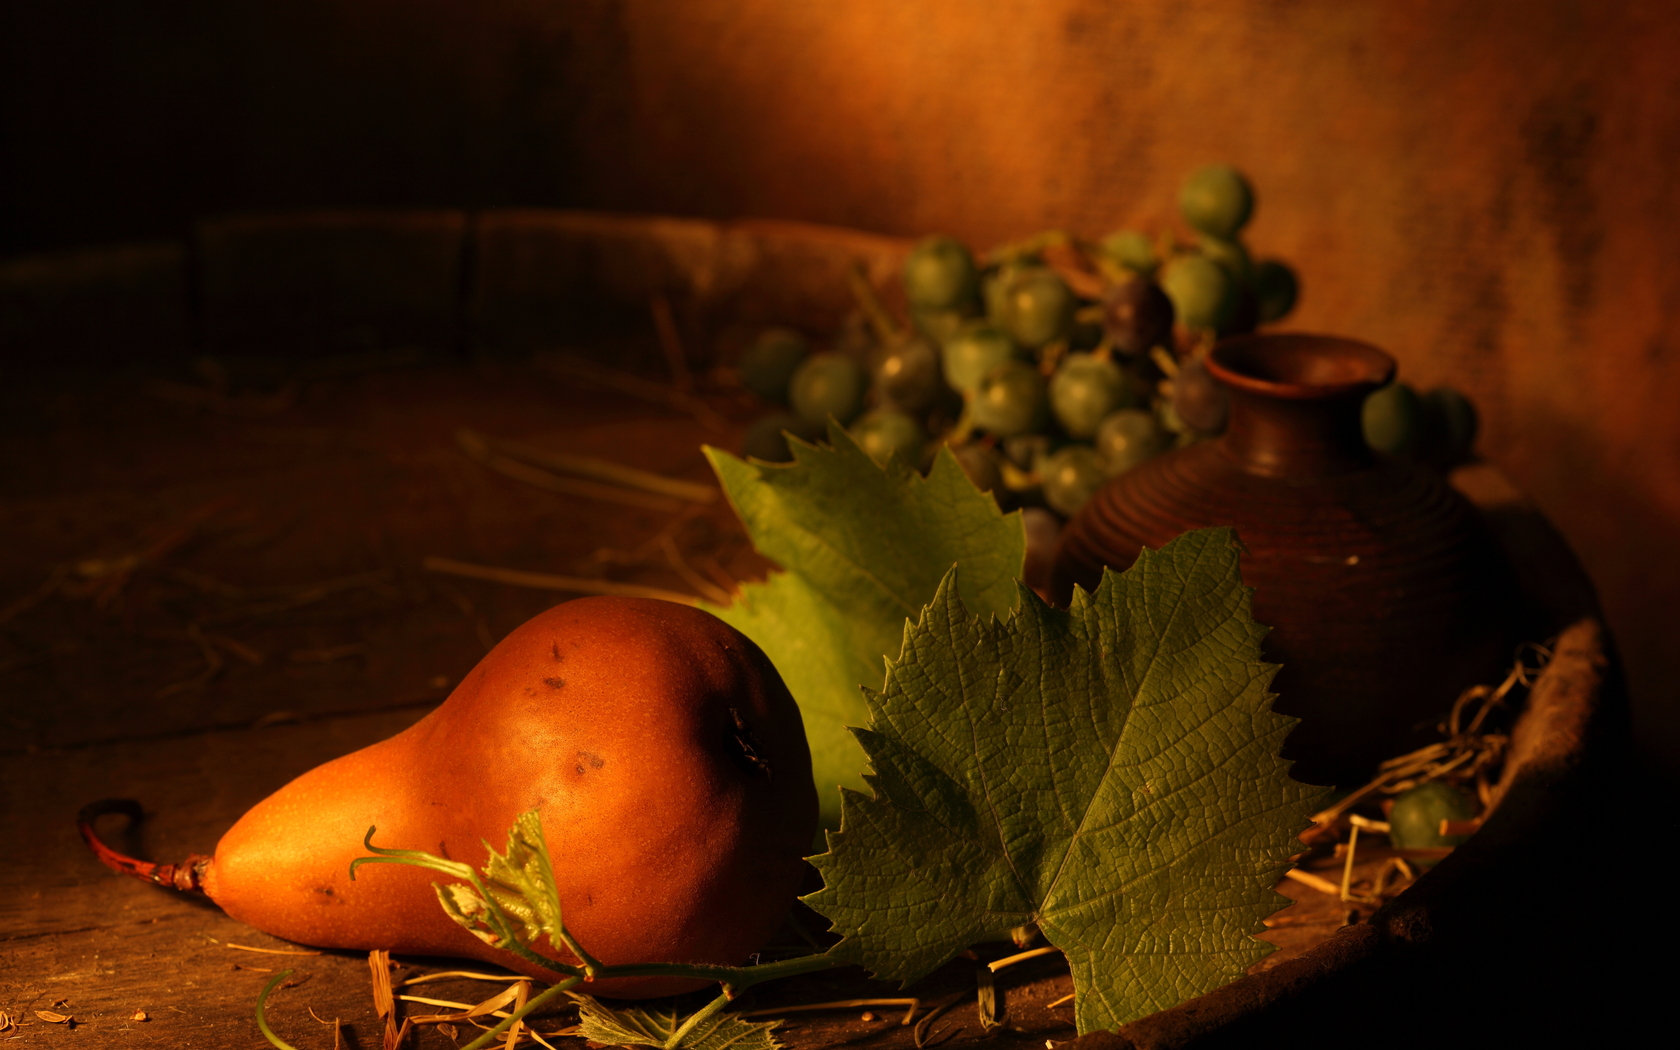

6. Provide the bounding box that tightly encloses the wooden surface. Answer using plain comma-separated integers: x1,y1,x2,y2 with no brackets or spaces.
0,354,1084,1048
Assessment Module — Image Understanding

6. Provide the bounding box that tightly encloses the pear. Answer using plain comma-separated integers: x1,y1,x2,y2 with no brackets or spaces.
81,597,818,998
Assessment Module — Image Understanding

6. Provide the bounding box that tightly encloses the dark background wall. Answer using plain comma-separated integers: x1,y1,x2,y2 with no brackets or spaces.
6,0,1678,769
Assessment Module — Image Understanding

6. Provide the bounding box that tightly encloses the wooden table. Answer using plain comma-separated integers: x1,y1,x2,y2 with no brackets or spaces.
0,356,1088,1048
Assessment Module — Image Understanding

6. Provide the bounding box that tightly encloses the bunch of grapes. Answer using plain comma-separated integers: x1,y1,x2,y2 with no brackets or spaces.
736,164,1308,519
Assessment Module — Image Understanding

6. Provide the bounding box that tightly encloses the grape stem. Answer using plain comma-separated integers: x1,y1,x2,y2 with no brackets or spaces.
344,821,848,1050
255,970,303,1050
847,264,903,343
662,990,734,1050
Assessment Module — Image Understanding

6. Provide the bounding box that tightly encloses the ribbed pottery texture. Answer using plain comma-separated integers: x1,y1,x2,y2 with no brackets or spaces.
1051,333,1519,786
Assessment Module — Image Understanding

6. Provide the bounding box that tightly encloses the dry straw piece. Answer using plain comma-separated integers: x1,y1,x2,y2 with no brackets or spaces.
422,556,702,606
227,943,323,956
456,428,699,514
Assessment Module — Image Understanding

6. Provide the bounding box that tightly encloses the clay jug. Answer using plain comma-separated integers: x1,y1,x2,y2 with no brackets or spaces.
1050,333,1519,786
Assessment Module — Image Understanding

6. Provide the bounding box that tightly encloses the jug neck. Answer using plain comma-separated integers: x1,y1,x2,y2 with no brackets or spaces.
1205,334,1395,481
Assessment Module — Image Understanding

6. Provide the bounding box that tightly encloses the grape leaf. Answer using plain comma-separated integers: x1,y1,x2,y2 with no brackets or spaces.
429,809,562,951
576,997,781,1050
802,528,1326,1033
703,423,1025,830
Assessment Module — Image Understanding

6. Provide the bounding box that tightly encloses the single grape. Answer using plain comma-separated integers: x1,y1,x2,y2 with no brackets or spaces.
911,305,969,347
1040,445,1106,517
942,320,1019,394
743,412,823,463
1388,781,1476,867
950,442,1003,494
1253,259,1299,323
1179,164,1254,239
982,263,1019,324
1101,275,1175,355
739,328,808,405
1197,234,1253,287
972,360,1048,438
904,235,979,311
1171,354,1228,434
1159,253,1236,334
1363,382,1423,457
870,335,944,412
850,407,924,466
1095,408,1169,476
789,351,867,426
996,267,1074,349
1098,229,1158,274
1050,353,1134,439
1421,386,1478,467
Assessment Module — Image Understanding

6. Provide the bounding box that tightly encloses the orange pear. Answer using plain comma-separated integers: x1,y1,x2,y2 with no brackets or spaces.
82,597,818,997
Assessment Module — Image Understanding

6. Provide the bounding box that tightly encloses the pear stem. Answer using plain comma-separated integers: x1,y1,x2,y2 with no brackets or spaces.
77,799,211,893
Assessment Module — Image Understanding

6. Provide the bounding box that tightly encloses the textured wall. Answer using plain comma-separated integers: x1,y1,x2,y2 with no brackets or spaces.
5,0,1677,763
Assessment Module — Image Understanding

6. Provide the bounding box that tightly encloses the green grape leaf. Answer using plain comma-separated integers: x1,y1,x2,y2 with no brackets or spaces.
803,528,1326,1034
703,422,1025,830
413,807,578,971
478,809,564,944
575,996,782,1050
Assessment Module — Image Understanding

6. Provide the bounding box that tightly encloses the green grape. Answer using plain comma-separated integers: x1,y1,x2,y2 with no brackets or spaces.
1098,229,1158,274
942,320,1018,394
849,407,924,466
996,267,1075,349
1049,353,1135,439
1160,254,1236,333
1388,780,1476,868
1421,386,1478,467
911,305,969,346
1095,408,1169,476
982,263,1018,323
1040,445,1106,517
1179,164,1254,239
904,235,980,311
1253,259,1299,323
950,442,1002,494
1197,234,1253,287
972,360,1048,438
742,412,823,463
870,335,944,412
789,351,867,426
739,328,808,405
1363,382,1423,457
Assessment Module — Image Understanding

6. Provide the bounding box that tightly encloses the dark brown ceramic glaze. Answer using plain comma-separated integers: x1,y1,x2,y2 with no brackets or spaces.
1051,333,1519,785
